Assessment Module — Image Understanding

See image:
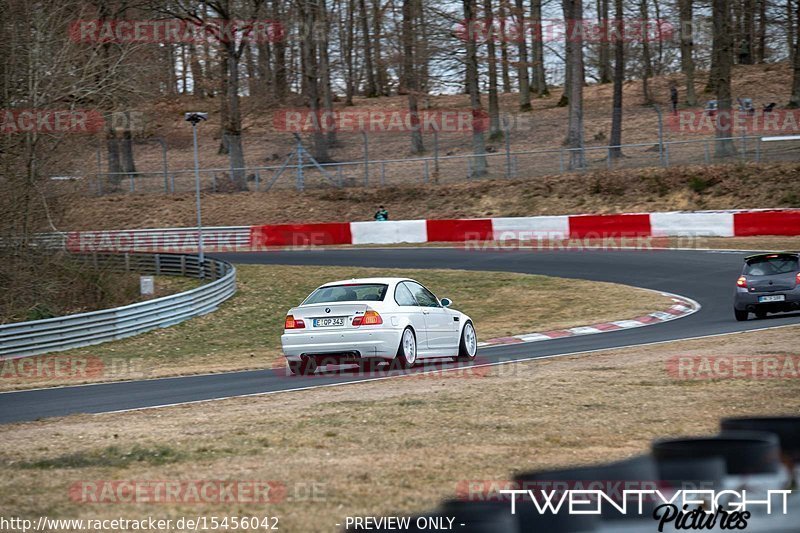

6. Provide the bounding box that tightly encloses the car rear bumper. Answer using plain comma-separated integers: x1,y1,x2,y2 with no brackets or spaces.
281,327,403,362
734,288,800,312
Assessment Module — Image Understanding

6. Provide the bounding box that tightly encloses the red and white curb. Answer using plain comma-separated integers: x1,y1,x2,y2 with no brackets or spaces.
62,208,800,253
477,292,700,348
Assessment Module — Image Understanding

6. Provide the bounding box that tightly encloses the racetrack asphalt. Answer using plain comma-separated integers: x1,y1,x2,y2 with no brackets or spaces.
2,247,799,424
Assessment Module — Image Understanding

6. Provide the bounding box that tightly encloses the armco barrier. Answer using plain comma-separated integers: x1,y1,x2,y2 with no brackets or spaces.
46,209,800,253
0,253,236,358
62,226,251,253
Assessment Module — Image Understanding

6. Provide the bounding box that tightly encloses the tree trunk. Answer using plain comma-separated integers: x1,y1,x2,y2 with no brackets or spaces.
244,42,257,96
188,42,206,98
597,0,612,83
789,0,800,107
756,0,767,62
789,0,796,65
106,128,122,185
358,0,378,96
318,0,336,145
415,0,430,92
224,42,247,189
484,0,502,138
499,0,512,92
679,0,697,105
609,0,624,158
301,0,329,162
272,0,287,101
121,112,137,176
514,0,532,110
463,0,488,177
402,0,425,152
739,0,756,64
639,0,654,104
343,0,356,105
713,0,736,156
563,0,585,169
371,0,388,95
530,0,549,95
256,40,273,98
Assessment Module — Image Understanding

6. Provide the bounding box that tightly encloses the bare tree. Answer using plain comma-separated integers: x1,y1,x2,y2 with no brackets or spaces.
609,0,624,159
484,0,503,138
498,0,512,92
298,0,329,161
563,0,585,169
790,0,800,107
464,0,488,177
713,0,736,156
402,0,425,152
639,0,654,104
596,0,612,83
679,0,697,106
358,0,379,96
514,0,532,110
530,0,549,96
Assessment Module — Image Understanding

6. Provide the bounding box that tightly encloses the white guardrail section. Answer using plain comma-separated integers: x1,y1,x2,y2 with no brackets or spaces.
0,253,236,358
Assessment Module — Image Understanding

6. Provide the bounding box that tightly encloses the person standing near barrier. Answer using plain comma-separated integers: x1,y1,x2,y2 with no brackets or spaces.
374,206,389,221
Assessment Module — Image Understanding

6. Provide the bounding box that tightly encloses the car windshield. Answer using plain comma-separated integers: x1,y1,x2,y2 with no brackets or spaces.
744,256,799,276
302,284,388,304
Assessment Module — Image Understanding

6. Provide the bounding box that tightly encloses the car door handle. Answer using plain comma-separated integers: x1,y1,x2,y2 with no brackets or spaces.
422,310,430,314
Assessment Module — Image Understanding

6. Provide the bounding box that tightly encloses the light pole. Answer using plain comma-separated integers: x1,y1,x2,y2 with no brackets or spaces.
185,112,208,278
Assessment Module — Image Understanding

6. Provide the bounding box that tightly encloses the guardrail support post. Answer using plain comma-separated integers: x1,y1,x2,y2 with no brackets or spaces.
180,255,186,276
124,253,130,272
155,254,161,275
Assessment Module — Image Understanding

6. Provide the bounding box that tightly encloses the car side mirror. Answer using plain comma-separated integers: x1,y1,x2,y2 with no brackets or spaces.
440,298,452,307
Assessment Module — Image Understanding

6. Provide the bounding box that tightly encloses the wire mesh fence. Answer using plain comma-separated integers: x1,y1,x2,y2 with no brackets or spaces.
85,134,799,195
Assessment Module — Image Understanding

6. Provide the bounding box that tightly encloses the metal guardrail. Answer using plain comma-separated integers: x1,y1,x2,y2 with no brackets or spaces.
0,253,236,358
29,226,252,252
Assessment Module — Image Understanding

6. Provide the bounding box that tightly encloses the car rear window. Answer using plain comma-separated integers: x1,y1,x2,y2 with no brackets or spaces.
744,255,799,276
303,284,388,304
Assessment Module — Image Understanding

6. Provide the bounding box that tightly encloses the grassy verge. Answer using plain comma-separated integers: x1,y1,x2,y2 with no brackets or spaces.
0,265,670,391
1,325,797,531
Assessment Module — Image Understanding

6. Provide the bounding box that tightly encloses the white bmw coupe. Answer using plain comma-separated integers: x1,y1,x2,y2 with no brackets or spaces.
281,278,477,375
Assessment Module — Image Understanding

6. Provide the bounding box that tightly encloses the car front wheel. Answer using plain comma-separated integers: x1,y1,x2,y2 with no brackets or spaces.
456,321,477,361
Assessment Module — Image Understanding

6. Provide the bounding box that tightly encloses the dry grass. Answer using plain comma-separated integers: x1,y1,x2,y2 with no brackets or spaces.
0,264,670,391
60,161,800,231
1,325,798,531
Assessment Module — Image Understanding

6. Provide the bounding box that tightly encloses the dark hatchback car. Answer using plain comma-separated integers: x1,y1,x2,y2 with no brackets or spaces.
734,252,800,321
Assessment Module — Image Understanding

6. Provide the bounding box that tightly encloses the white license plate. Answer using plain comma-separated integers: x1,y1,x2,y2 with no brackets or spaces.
758,295,785,303
313,317,346,327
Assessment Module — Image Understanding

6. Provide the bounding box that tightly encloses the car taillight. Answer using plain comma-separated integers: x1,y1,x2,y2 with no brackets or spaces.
796,272,800,286
352,310,383,327
736,276,747,288
285,315,305,329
